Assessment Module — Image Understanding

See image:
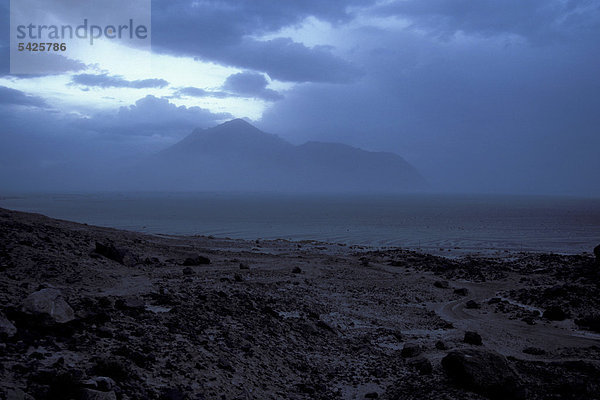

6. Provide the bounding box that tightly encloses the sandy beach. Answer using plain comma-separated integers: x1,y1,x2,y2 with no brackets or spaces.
1,207,599,399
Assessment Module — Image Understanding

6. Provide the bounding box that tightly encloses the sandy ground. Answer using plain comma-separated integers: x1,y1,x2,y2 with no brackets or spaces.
0,207,599,400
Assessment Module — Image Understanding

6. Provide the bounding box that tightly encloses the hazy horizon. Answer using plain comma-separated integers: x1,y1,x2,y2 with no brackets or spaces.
1,1,600,196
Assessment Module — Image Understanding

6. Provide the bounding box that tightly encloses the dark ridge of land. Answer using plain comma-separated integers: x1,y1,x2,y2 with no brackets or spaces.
0,207,599,400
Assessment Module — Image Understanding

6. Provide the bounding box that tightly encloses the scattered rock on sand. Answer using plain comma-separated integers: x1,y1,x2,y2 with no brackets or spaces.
0,312,17,337
21,288,75,324
401,343,422,358
454,288,469,296
464,331,483,345
434,280,449,289
465,300,480,309
543,306,568,321
442,349,523,399
182,255,211,266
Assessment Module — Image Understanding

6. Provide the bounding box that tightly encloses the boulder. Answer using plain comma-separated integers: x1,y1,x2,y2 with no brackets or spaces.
94,242,126,264
21,288,75,324
464,331,483,345
0,312,17,337
543,306,568,321
442,349,523,399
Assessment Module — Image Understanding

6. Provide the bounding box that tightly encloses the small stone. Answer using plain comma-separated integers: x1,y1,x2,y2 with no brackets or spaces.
408,356,433,375
488,297,502,304
239,263,250,270
435,340,448,350
115,297,145,310
464,331,483,345
292,266,302,274
364,392,379,399
81,389,117,400
0,312,17,337
434,281,449,289
234,273,244,282
182,266,194,275
522,347,546,355
454,288,469,296
182,255,210,266
401,343,422,358
465,300,480,309
521,316,536,325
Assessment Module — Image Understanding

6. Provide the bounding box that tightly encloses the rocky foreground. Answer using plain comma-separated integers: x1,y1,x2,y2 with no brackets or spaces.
0,208,599,400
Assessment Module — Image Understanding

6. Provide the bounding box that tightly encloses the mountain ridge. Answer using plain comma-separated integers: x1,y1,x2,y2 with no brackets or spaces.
135,119,426,192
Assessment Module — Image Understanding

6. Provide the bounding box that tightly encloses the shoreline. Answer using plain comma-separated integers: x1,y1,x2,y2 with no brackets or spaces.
1,207,599,399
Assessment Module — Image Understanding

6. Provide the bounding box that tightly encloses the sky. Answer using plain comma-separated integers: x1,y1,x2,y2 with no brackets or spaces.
0,0,599,195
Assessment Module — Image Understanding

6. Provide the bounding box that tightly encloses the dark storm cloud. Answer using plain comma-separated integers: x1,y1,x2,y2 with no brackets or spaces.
151,0,367,83
80,95,231,138
0,86,47,108
222,72,282,101
259,1,600,196
372,0,600,43
71,74,169,89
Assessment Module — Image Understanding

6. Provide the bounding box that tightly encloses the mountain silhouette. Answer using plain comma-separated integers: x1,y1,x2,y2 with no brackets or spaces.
133,119,426,192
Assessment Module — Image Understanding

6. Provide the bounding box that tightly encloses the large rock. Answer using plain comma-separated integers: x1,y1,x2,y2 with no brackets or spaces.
442,349,523,399
594,244,600,264
21,288,75,323
94,242,126,264
0,312,17,337
543,306,568,321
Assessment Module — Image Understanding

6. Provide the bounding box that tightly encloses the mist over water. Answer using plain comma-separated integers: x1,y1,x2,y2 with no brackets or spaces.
2,192,599,255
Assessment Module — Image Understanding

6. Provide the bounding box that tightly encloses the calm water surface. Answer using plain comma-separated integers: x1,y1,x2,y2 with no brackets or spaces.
1,193,599,255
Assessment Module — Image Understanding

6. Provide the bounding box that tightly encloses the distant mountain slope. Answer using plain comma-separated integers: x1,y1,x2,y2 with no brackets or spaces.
133,119,426,192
